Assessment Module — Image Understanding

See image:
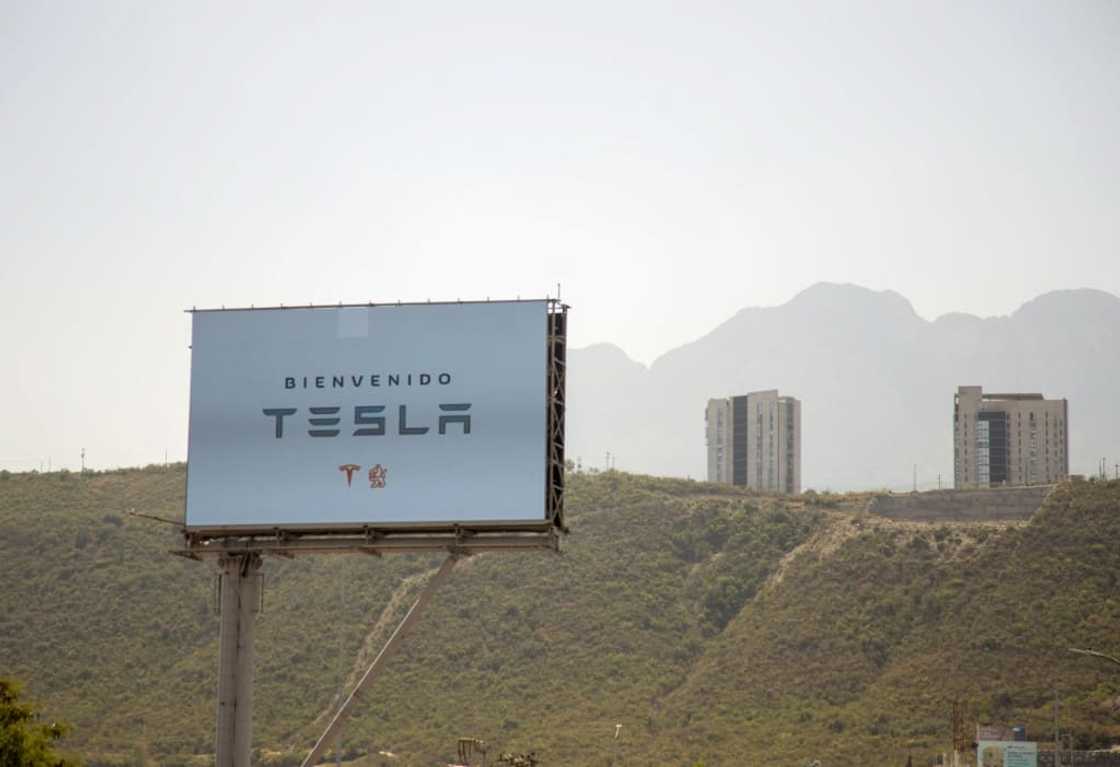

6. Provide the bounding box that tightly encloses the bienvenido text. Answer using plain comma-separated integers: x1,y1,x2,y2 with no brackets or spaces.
283,372,452,389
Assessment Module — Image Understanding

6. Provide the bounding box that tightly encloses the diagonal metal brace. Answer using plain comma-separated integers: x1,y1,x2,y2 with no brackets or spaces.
299,554,460,767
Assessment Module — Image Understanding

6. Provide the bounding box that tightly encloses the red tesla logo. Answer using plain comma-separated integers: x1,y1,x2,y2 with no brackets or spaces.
338,464,360,487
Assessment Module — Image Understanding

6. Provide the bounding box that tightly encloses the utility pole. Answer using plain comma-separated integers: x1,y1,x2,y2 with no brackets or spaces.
913,464,917,492
81,448,86,473
1053,687,1060,767
950,700,966,767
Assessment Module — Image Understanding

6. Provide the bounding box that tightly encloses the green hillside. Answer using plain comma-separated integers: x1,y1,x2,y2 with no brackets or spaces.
1,467,1118,766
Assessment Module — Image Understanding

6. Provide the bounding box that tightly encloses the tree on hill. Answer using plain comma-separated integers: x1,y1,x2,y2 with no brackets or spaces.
0,678,78,767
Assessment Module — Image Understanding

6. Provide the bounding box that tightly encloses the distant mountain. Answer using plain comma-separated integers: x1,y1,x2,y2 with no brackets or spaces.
566,283,1120,489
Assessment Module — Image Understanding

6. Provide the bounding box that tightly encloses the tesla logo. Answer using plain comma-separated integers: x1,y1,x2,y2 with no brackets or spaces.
336,463,387,489
338,464,360,486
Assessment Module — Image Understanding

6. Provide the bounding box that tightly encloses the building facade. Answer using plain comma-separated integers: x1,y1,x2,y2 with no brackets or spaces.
705,398,733,484
705,390,801,494
953,385,1068,488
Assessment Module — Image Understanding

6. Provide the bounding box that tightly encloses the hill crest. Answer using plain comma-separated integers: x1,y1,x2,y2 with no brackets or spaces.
1,466,1118,766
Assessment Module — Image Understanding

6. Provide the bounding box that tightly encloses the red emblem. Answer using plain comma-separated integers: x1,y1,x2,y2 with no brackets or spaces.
368,464,387,489
339,464,360,487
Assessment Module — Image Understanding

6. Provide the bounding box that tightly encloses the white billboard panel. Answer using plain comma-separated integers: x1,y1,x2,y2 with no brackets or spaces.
185,301,549,530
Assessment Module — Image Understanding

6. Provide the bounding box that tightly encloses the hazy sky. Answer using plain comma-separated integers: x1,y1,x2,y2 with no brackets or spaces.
2,1,1117,471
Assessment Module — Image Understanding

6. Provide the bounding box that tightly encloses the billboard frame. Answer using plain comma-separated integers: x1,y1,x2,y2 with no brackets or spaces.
174,298,567,767
180,297,568,553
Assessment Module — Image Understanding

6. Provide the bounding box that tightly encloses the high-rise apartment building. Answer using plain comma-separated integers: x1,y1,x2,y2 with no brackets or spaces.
705,398,733,484
705,390,801,494
953,385,1068,488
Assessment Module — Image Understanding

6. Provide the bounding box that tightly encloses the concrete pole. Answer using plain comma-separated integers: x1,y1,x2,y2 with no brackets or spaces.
234,560,261,762
216,554,262,767
216,558,240,762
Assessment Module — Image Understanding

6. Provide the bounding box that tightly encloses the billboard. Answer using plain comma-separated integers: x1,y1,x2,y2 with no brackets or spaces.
977,741,1038,767
185,300,565,533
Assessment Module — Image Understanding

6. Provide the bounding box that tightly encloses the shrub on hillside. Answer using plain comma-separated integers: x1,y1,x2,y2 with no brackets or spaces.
0,677,78,767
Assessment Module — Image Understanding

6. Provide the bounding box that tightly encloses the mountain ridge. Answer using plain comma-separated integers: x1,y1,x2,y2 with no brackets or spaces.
626,283,1119,369
567,284,1120,487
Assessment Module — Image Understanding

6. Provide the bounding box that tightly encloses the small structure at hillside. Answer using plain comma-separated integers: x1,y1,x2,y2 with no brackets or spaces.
867,485,1053,523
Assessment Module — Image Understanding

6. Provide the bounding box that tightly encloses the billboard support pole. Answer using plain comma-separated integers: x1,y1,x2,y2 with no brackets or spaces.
215,553,262,767
299,554,460,767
